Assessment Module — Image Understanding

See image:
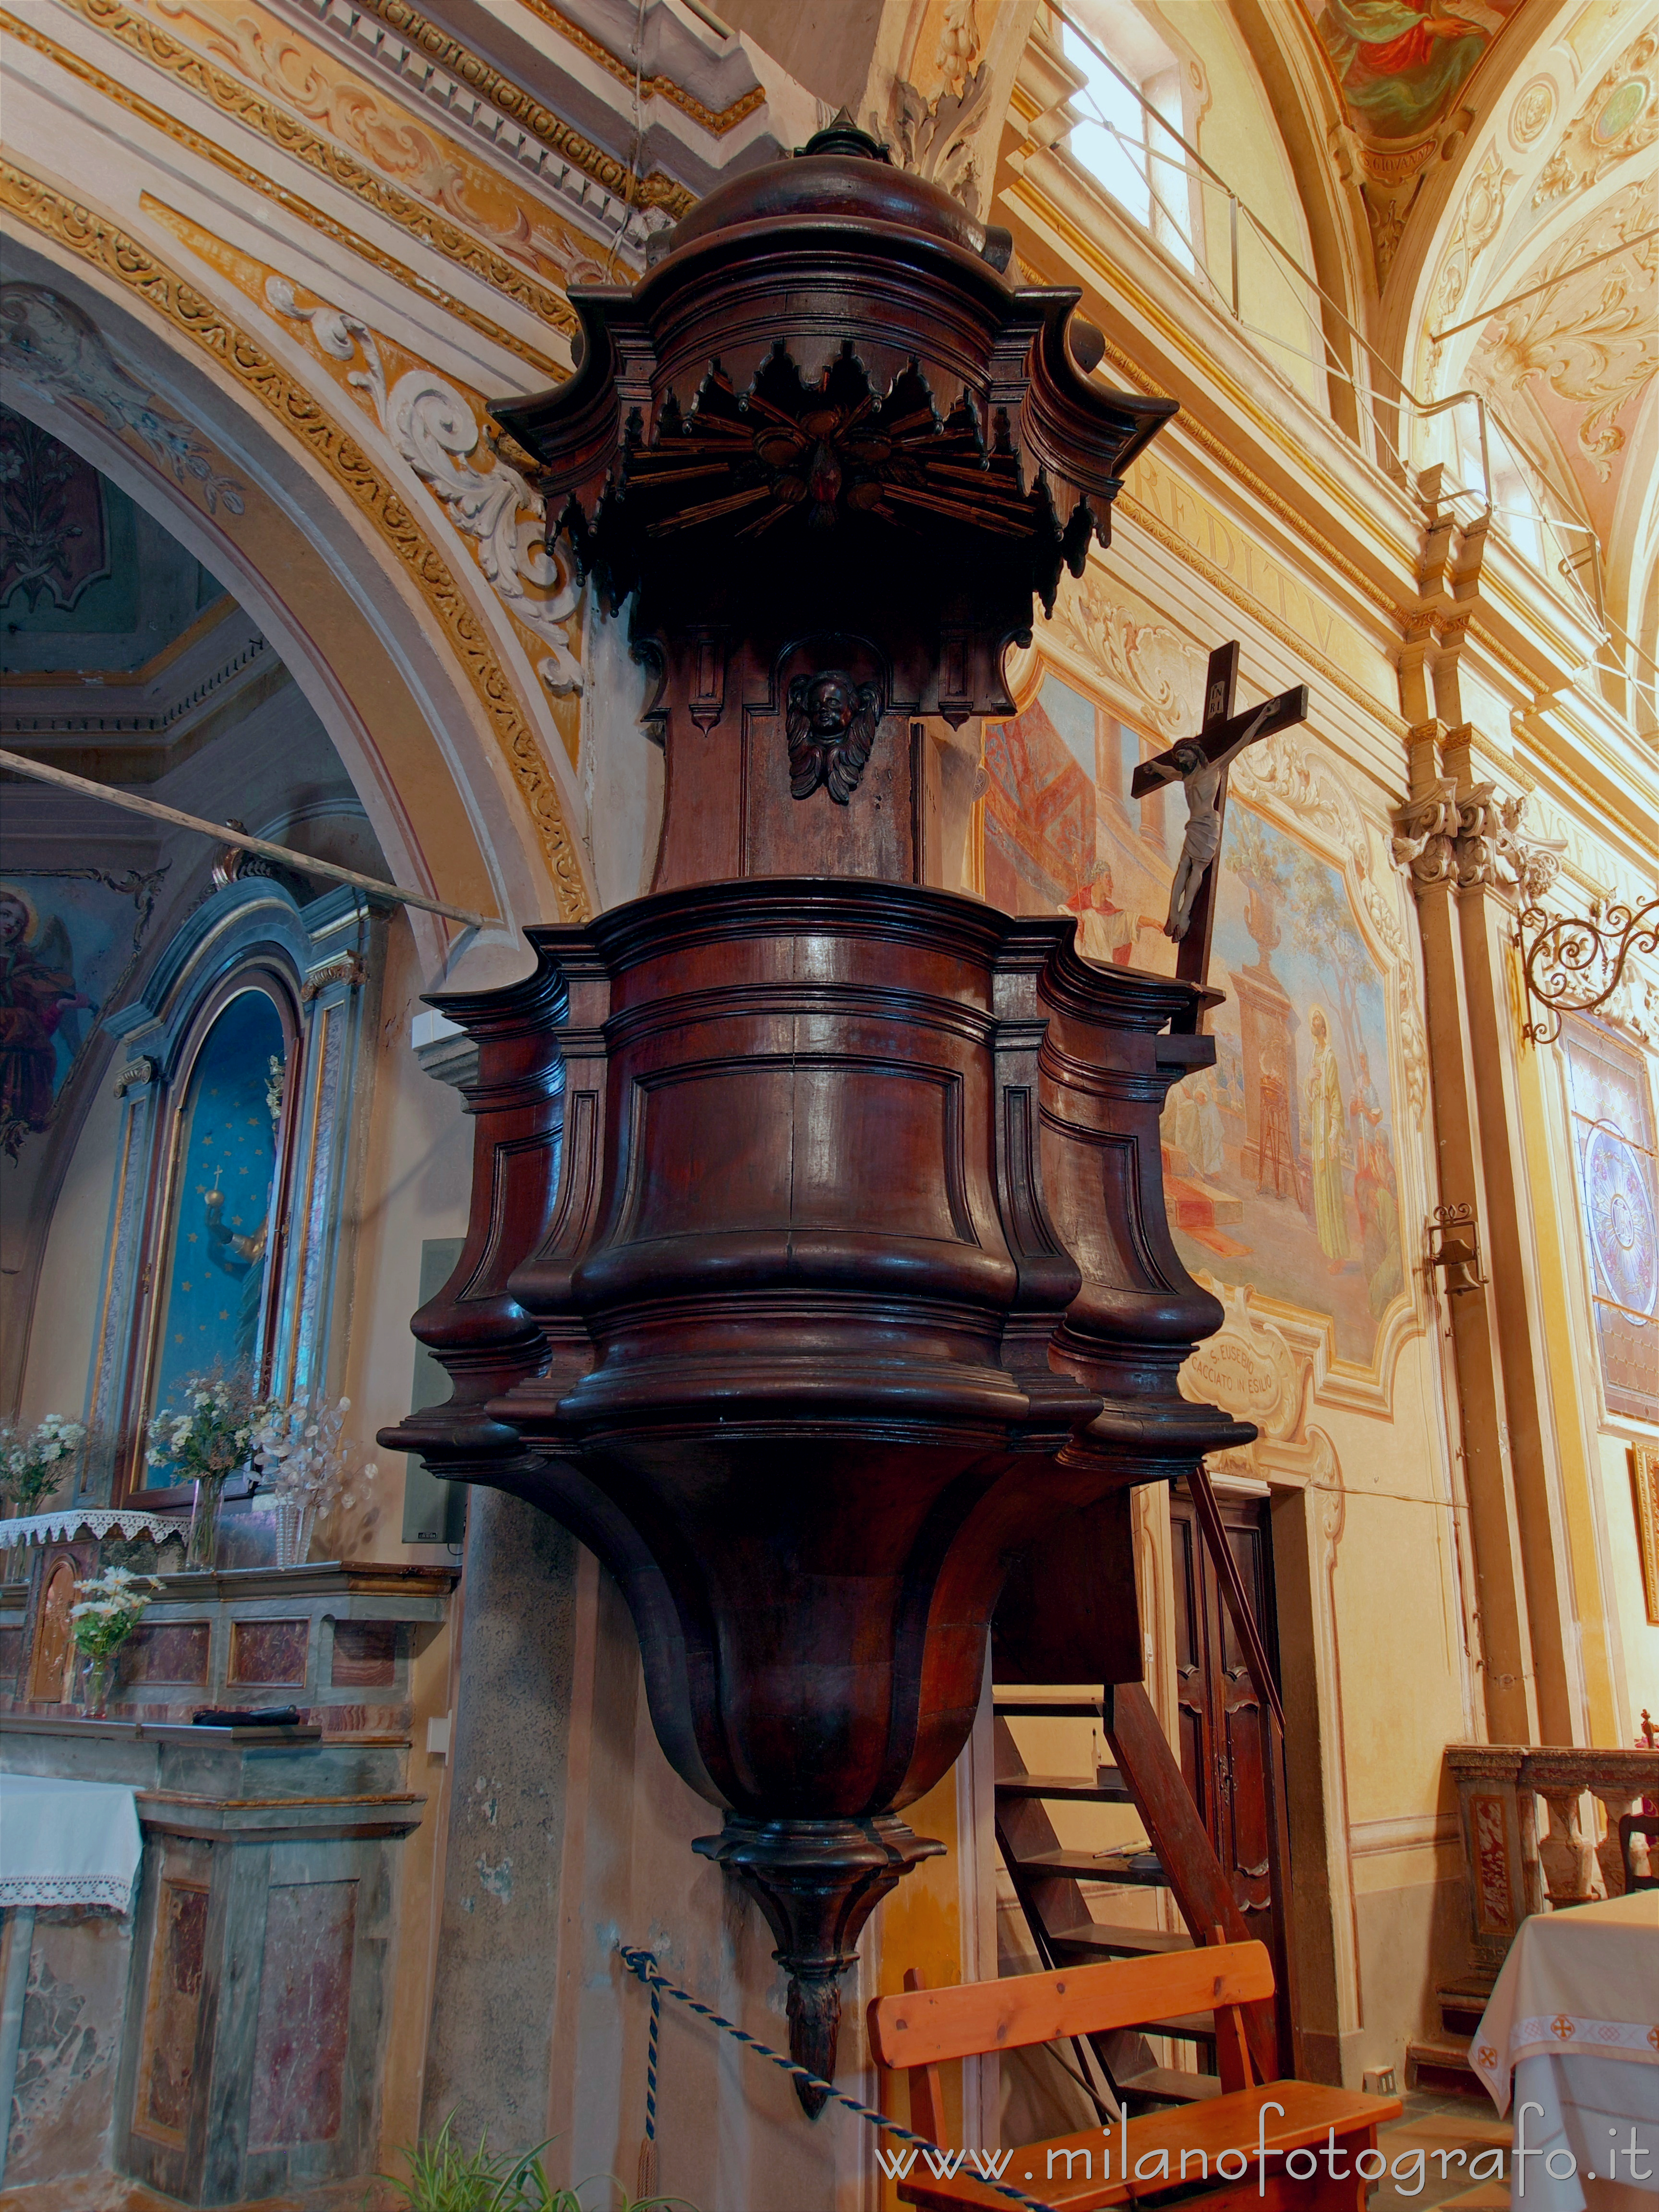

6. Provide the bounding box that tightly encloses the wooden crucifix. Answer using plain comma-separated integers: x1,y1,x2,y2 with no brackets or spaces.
1130,642,1308,1022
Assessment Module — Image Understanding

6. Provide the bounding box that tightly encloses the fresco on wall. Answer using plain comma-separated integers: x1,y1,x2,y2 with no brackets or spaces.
145,989,285,1483
983,666,1403,1367
1176,809,1403,1363
1307,0,1522,141
983,671,1182,969
0,868,167,1160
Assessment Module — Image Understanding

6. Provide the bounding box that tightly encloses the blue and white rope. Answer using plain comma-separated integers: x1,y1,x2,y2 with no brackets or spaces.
645,1975,661,2146
618,1945,1057,2212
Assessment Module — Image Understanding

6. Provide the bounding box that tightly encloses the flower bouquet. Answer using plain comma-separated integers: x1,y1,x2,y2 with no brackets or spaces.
252,1395,379,1567
0,1413,87,1514
146,1367,264,1570
69,1565,163,1717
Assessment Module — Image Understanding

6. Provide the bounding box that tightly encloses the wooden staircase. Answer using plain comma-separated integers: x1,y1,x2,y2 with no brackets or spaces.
988,1473,1298,2111
994,1688,1227,2110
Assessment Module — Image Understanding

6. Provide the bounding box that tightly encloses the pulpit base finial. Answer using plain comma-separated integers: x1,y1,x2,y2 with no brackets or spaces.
694,1814,944,2116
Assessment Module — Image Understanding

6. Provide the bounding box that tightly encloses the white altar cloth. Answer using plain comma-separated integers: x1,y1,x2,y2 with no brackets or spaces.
0,1774,144,1911
1472,1891,1659,2212
0,1506,181,1550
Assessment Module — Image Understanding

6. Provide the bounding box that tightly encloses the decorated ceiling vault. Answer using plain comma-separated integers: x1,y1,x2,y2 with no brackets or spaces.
1,1,1656,2207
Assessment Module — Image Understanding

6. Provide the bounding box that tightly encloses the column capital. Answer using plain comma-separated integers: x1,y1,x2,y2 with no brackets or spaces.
1391,779,1562,905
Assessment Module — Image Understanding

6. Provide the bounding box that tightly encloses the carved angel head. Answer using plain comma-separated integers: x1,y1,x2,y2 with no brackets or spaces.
786,670,882,804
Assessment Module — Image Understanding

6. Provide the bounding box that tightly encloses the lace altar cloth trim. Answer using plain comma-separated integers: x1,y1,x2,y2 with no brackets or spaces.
0,1777,144,1916
0,1871,138,1910
0,1507,184,1547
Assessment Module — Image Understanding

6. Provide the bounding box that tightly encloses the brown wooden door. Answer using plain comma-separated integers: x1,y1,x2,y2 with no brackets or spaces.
1168,1483,1281,1956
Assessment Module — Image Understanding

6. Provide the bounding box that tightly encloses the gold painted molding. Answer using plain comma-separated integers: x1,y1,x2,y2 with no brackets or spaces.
130,0,685,220
3,5,564,373
364,0,763,145
141,193,584,769
26,0,590,343
0,159,591,922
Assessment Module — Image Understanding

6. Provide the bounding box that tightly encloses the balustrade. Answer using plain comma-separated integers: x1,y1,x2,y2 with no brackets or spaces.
1446,1743,1659,1979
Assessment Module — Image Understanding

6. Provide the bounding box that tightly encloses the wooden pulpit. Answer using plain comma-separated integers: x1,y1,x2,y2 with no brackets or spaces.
381,119,1256,2106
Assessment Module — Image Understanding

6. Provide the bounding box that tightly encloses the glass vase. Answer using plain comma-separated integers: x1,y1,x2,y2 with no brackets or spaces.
79,1651,116,1719
273,1496,318,1570
186,1472,228,1571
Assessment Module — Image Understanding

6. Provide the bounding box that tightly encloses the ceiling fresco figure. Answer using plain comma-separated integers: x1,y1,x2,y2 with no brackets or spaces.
1313,0,1521,137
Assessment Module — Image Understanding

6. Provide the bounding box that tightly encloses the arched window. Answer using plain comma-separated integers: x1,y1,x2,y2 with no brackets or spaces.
139,979,298,1485
1053,2,1326,411
81,878,374,1507
1062,10,1196,271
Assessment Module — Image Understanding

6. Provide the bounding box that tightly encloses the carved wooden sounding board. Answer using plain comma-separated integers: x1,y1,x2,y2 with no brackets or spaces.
381,118,1255,2107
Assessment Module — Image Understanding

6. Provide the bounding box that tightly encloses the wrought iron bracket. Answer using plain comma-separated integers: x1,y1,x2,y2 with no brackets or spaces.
1515,894,1659,1046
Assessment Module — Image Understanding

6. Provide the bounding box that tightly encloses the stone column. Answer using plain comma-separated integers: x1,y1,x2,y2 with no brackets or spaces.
419,1490,579,2148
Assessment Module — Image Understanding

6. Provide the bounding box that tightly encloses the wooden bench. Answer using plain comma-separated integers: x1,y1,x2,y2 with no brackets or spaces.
867,1943,1401,2212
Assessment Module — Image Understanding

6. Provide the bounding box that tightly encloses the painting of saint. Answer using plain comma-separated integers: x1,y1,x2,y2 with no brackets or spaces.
1165,807,1405,1359
1350,1048,1404,1319
982,677,1099,914
0,885,89,1160
1312,0,1520,141
1173,1076,1227,1180
144,990,285,1481
1306,1007,1351,1269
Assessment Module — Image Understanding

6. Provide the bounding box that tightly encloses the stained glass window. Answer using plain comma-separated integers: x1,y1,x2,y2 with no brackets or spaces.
1563,1019,1659,1425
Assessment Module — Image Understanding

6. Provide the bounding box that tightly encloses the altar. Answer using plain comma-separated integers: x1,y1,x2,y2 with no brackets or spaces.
0,1558,454,2203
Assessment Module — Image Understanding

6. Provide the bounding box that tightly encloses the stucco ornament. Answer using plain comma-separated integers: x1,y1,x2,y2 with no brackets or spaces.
1390,778,1462,890
1429,143,1516,327
885,0,995,213
1478,180,1658,478
0,284,244,515
1600,965,1659,1050
1391,780,1563,897
148,0,639,266
1179,1281,1308,1447
1508,77,1555,149
1048,572,1204,736
1533,29,1658,204
267,277,582,694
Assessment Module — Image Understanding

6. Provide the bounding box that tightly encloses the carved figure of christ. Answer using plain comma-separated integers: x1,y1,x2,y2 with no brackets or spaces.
1130,642,1309,993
